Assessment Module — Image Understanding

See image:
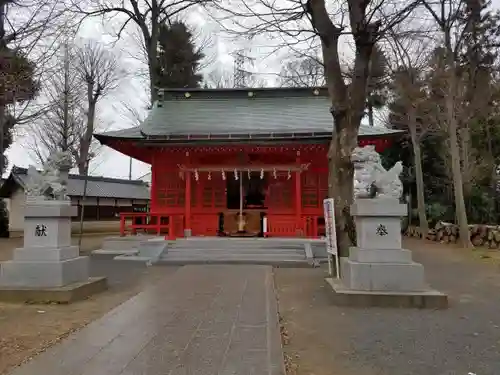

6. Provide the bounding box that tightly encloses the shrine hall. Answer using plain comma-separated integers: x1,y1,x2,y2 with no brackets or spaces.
95,87,402,239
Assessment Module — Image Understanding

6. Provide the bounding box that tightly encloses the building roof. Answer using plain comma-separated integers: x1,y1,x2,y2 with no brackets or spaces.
137,171,152,183
94,87,403,145
0,166,151,200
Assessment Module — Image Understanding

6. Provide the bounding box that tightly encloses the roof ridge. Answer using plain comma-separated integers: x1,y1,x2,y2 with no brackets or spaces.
11,166,148,186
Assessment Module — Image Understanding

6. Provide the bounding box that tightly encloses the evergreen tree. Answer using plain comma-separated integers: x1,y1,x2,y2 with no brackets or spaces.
155,21,204,91
365,46,389,127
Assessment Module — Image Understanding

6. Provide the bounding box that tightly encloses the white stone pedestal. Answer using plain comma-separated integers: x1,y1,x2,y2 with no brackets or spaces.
327,198,447,308
0,200,90,288
341,198,425,292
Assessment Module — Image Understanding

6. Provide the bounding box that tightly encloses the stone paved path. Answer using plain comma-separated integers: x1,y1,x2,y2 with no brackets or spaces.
8,265,284,375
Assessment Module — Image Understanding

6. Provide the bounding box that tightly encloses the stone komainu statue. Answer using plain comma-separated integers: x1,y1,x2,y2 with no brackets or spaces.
25,151,73,201
351,145,403,200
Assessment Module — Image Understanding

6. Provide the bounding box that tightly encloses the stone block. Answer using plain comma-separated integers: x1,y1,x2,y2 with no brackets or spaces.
341,257,426,292
12,246,79,262
325,278,448,309
137,241,167,262
351,199,406,217
349,246,412,263
24,217,72,249
24,202,77,218
310,242,328,258
355,216,402,250
0,256,89,288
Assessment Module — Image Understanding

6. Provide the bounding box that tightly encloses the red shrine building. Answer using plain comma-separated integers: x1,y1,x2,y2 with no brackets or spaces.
95,87,401,239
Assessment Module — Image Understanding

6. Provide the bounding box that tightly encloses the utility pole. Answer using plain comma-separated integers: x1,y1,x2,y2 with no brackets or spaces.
78,153,94,248
0,1,7,176
128,157,132,180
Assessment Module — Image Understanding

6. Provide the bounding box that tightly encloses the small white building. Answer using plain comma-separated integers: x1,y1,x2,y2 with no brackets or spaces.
0,166,150,237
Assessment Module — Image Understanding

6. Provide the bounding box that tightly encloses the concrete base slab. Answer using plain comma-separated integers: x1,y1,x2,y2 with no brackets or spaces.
0,256,89,288
325,278,448,309
0,276,108,304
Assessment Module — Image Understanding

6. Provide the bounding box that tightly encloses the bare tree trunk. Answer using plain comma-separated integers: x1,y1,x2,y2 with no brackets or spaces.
367,101,375,127
146,21,160,105
408,112,428,236
328,121,358,257
148,55,158,104
78,80,96,175
61,41,70,152
79,99,95,175
459,127,471,197
0,105,4,175
0,2,6,175
445,75,471,248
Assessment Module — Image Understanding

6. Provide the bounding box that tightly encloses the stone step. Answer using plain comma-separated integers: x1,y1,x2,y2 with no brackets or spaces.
158,258,311,267
174,238,307,244
114,255,154,263
92,248,139,256
166,247,305,254
157,257,309,265
173,238,305,243
171,243,305,250
101,236,154,251
161,253,306,261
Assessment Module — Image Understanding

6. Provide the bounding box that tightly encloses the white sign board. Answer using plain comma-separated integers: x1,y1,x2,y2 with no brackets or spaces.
323,198,337,255
323,198,340,278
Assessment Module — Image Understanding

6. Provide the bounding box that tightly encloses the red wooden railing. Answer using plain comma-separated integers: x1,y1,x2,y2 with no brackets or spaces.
191,212,220,236
303,215,325,238
119,212,184,239
265,214,301,237
120,211,326,239
264,214,325,238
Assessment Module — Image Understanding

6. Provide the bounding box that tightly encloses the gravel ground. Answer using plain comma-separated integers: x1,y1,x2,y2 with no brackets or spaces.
275,238,500,375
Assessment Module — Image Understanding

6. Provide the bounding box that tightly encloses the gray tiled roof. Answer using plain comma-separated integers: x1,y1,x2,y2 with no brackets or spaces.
143,94,399,137
7,168,150,200
95,88,402,141
97,127,143,139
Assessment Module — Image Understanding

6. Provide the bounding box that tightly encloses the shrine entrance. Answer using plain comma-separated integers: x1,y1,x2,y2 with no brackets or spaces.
224,171,268,237
226,173,267,209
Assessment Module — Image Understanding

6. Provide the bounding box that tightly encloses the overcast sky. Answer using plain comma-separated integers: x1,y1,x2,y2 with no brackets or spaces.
5,0,500,180
5,3,288,180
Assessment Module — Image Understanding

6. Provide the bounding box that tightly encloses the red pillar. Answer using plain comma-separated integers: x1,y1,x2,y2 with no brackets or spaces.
295,153,302,236
150,153,157,211
185,171,191,237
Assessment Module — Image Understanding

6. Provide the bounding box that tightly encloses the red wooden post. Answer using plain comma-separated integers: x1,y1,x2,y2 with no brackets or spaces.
119,214,125,236
185,171,191,237
167,215,175,240
295,153,302,236
150,153,157,211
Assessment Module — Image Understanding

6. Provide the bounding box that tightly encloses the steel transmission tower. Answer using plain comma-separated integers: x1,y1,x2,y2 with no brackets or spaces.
231,36,255,88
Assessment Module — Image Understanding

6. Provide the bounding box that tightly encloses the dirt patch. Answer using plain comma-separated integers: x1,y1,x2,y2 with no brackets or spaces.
0,234,173,374
274,238,500,375
0,264,168,375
